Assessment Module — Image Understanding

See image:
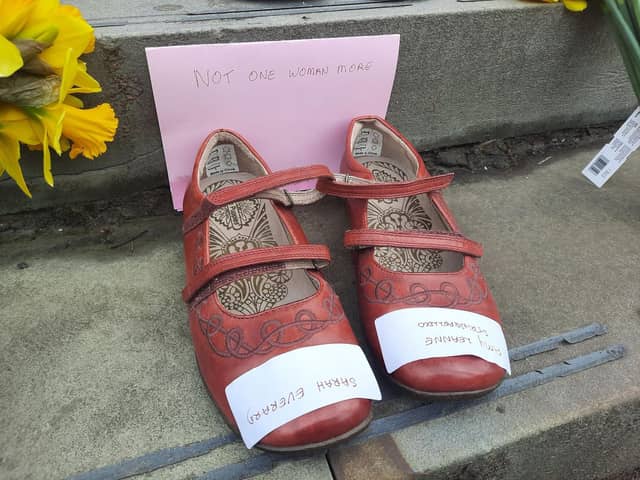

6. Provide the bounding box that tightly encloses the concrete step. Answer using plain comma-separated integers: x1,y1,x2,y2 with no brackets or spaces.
0,0,634,214
1,146,639,479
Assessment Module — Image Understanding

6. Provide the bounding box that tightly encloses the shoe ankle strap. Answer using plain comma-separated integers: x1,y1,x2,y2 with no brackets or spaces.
317,172,454,199
182,244,332,304
344,229,483,257
183,165,334,234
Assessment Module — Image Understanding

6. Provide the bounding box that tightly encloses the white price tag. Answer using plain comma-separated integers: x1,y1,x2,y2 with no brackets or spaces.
225,344,381,449
583,107,640,187
615,107,640,149
375,307,511,375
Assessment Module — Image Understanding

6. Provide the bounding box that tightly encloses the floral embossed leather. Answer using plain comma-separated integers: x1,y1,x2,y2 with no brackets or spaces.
182,129,373,451
318,116,506,398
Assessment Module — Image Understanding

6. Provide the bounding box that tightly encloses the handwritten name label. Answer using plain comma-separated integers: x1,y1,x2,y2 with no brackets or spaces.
193,61,374,88
317,377,357,392
225,343,381,448
246,387,305,425
375,307,511,375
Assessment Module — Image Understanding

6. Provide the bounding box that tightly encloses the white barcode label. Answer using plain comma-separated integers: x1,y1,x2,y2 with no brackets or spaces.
583,107,639,187
615,108,640,149
588,156,608,176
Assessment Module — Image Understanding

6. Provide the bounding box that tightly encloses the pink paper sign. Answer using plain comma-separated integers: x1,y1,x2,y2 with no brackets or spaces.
145,35,400,210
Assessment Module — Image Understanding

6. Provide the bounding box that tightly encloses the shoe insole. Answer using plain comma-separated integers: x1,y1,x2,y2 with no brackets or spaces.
356,156,463,273
202,172,318,315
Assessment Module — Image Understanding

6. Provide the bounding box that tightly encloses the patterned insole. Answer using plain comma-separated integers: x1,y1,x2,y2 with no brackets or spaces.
203,173,317,315
360,158,462,273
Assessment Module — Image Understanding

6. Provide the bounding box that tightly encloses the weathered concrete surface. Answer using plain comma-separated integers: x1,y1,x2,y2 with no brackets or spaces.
0,0,634,213
1,146,639,479
327,149,640,479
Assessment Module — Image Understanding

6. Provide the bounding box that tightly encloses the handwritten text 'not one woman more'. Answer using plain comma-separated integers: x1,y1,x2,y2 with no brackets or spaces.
193,62,374,88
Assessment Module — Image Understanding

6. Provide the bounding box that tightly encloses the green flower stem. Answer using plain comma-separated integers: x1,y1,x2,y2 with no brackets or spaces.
612,25,640,100
604,0,640,101
629,0,640,37
625,3,640,39
616,0,635,30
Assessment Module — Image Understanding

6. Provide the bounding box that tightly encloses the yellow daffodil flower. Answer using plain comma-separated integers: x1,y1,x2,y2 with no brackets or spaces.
0,35,24,77
562,0,587,11
63,102,118,160
0,1,118,197
20,49,116,185
0,0,36,77
22,9,92,70
0,104,41,196
527,0,587,12
0,133,28,194
0,0,35,38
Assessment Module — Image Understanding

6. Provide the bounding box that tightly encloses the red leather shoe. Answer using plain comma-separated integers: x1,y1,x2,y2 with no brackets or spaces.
181,129,377,451
318,116,509,399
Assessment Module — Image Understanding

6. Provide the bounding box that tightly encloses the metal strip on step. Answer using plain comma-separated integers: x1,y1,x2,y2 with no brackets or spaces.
508,322,607,361
88,1,413,27
65,325,619,480
66,434,236,480
196,453,278,480
187,345,626,480
377,322,609,402
187,0,408,14
350,345,624,446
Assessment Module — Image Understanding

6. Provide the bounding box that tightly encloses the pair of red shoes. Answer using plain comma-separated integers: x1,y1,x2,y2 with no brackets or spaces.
181,116,509,452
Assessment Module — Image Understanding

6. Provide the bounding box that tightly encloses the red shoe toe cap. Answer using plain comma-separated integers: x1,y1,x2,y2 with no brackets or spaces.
259,398,372,450
392,355,505,395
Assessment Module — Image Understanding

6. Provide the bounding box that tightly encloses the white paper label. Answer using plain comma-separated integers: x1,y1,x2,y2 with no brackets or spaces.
205,144,239,177
225,344,381,449
353,128,383,157
583,107,640,187
375,307,511,375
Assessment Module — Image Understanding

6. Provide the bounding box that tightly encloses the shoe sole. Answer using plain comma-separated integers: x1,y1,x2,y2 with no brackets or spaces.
194,354,373,453
388,373,502,400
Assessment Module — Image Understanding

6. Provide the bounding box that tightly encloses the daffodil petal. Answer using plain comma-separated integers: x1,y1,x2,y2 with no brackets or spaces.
58,48,76,102
562,0,587,11
0,105,40,144
70,61,101,94
0,35,24,77
62,103,118,160
16,24,59,46
46,107,64,155
63,94,83,108
56,4,95,54
0,0,35,38
0,103,31,122
0,132,31,197
59,135,69,152
41,126,53,186
36,14,93,68
22,0,58,26
22,104,64,155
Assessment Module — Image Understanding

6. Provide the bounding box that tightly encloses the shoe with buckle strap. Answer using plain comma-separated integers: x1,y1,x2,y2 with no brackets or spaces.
318,116,509,399
182,129,378,451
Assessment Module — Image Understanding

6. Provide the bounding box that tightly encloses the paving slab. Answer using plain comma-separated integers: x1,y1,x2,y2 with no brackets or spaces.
1,146,639,479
